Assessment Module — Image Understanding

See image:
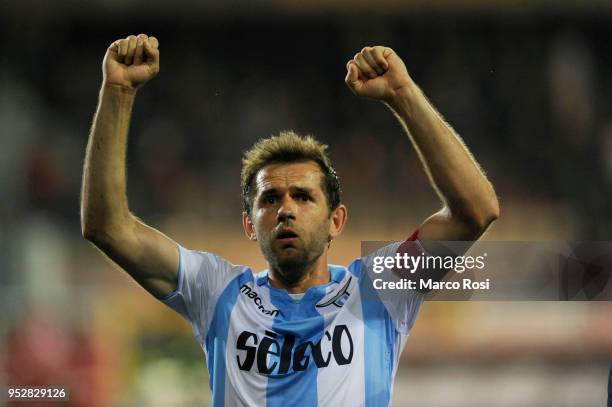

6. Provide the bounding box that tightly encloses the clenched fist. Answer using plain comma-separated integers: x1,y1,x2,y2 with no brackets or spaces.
345,46,412,103
103,34,160,90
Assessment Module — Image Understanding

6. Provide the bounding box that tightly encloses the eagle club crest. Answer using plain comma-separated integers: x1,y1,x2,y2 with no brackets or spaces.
316,276,352,308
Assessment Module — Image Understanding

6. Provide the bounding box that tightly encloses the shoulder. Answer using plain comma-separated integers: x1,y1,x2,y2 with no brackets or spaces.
178,245,249,274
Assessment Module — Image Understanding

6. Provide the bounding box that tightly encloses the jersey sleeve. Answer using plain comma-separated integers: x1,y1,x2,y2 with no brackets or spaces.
161,244,240,342
362,232,427,336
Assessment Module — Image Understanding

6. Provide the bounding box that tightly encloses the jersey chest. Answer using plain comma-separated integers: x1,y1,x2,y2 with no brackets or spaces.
218,279,364,377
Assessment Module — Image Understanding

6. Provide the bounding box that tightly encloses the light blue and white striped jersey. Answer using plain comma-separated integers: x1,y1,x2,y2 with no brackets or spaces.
163,240,425,407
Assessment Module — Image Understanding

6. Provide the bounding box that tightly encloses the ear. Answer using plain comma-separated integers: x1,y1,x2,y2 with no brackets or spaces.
328,204,348,241
242,212,257,241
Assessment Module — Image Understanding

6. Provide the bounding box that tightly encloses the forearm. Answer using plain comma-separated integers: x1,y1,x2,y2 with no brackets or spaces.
387,84,498,228
81,84,137,239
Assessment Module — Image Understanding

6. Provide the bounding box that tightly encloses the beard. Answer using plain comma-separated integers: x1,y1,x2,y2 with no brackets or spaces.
259,220,330,285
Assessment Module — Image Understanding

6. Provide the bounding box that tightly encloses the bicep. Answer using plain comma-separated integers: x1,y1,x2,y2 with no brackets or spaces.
394,208,477,293
417,207,484,256
93,215,179,299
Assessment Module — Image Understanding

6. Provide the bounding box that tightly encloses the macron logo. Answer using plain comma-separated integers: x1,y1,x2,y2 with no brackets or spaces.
240,284,280,317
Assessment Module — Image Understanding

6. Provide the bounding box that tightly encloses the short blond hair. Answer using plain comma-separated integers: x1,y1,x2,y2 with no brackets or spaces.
241,130,341,215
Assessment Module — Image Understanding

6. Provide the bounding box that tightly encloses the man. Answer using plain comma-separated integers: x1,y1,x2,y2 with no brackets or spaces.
81,34,498,406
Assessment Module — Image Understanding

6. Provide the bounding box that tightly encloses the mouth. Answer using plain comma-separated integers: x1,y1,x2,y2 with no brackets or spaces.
275,228,299,245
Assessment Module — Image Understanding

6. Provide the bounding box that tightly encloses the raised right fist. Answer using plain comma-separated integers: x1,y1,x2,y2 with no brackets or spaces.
103,34,160,90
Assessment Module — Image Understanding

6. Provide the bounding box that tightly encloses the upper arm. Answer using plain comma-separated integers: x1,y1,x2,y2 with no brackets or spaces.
88,215,179,299
361,242,426,334
417,206,495,255
408,206,497,289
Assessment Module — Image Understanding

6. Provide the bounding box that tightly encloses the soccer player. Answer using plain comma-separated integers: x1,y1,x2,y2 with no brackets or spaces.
81,34,498,406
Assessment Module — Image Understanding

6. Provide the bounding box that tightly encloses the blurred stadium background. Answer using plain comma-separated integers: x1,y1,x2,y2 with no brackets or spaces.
1,0,611,405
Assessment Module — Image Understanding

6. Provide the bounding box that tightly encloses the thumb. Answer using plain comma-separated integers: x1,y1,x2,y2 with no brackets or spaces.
108,40,119,52
106,40,120,60
345,63,361,91
103,41,120,67
143,38,160,65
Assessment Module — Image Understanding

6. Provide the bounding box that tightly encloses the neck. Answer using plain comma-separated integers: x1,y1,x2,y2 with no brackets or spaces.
267,250,330,294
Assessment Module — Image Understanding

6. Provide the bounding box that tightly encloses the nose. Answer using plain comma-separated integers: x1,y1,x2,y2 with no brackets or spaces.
277,195,297,222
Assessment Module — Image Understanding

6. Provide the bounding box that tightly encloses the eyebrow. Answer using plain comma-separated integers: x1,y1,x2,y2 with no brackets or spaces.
258,186,315,197
292,186,314,195
259,188,279,197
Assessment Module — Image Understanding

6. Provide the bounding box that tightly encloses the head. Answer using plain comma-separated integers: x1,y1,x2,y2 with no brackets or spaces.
241,131,347,284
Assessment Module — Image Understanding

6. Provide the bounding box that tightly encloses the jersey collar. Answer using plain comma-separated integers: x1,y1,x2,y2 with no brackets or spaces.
256,265,346,287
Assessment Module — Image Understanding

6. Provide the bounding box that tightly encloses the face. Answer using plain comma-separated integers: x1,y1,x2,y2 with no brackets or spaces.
243,161,345,284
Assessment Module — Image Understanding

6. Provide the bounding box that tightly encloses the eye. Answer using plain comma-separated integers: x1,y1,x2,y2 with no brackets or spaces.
265,196,277,204
297,193,311,202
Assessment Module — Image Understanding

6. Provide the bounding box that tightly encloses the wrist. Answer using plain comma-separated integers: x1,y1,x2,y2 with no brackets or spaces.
98,82,137,114
386,82,418,109
102,82,138,97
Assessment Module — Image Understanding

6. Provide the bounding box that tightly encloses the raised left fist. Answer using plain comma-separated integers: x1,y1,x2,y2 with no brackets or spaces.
345,46,412,102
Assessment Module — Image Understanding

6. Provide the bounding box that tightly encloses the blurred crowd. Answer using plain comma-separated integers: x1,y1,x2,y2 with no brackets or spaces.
1,15,611,238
